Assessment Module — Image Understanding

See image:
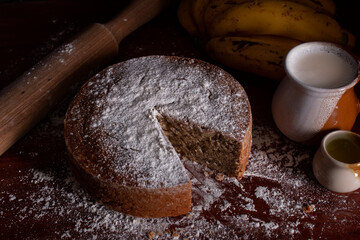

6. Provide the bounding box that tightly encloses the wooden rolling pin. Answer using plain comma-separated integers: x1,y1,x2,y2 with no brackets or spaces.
0,0,169,156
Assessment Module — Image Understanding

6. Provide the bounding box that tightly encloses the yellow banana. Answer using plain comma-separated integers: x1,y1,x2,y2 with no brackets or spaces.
206,36,302,81
177,0,199,36
294,0,336,16
204,0,335,31
207,0,355,48
191,0,210,37
204,0,248,39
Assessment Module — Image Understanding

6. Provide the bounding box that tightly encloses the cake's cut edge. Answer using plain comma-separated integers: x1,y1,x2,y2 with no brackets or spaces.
155,109,252,180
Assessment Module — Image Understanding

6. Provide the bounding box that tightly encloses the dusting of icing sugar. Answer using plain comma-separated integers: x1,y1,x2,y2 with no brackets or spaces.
59,43,74,54
66,56,250,189
245,121,312,187
55,43,75,65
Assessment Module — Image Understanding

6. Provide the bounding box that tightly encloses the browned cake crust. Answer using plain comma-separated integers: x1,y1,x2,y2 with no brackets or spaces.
67,152,192,218
64,55,252,218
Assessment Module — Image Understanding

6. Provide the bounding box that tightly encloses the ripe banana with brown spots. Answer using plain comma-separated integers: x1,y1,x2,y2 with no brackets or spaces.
297,0,336,16
207,0,355,48
204,0,336,39
177,0,355,80
177,0,199,36
206,36,302,81
191,0,210,36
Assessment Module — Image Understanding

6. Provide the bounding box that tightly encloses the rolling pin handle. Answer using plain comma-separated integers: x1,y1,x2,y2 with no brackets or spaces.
0,0,169,156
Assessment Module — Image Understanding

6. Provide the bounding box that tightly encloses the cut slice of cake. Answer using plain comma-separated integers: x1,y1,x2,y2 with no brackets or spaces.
64,56,252,218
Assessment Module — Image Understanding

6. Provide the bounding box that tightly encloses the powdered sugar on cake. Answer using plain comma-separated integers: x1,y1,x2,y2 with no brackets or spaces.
67,56,250,189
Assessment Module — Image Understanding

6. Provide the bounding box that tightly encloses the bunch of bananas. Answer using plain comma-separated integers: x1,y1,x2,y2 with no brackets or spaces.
178,0,356,81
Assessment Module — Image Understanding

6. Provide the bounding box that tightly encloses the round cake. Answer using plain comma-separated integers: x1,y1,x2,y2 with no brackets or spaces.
64,55,252,218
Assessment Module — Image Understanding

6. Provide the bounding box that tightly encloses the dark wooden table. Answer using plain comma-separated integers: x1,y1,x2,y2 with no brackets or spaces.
1,1,360,239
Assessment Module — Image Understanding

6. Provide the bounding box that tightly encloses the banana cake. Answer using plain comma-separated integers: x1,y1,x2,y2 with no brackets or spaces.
64,55,252,218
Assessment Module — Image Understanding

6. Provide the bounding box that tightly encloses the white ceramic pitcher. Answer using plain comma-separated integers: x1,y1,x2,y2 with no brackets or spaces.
272,42,360,144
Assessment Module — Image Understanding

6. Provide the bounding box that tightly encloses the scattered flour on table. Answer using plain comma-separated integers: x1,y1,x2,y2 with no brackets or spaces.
1,100,360,239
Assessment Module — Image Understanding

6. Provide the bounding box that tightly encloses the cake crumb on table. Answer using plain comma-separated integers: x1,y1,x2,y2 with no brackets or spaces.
147,231,156,239
303,204,315,213
215,173,224,181
172,230,179,238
